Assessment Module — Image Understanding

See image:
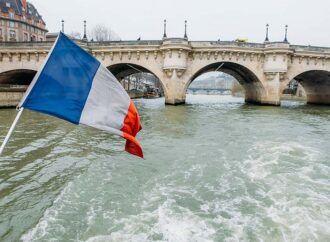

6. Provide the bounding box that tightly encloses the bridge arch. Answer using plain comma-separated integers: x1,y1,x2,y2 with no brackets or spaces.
185,61,266,104
107,62,167,99
0,69,37,107
0,69,37,86
284,69,330,105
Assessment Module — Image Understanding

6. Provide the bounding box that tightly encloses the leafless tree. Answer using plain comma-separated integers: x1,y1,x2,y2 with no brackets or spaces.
68,31,82,40
231,80,245,96
90,24,121,41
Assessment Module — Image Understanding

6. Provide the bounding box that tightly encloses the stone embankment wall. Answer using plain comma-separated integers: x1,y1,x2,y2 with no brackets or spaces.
0,92,24,108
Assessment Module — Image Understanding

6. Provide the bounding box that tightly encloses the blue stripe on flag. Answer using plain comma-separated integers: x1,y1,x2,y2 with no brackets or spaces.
22,32,100,124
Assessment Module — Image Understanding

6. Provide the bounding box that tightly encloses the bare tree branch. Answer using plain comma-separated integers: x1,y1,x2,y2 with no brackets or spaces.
90,24,121,41
68,31,82,40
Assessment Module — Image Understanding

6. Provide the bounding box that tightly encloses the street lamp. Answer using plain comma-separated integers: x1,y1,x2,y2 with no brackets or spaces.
265,24,269,42
61,19,64,33
163,19,167,39
284,25,289,43
184,20,188,39
83,20,88,41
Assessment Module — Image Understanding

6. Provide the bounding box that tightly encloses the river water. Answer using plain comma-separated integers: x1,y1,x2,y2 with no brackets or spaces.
0,95,329,242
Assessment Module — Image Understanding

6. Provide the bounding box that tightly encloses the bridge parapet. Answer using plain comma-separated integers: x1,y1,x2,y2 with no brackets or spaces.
191,41,265,49
263,42,292,74
291,45,330,53
0,41,54,48
1,40,329,62
87,40,162,47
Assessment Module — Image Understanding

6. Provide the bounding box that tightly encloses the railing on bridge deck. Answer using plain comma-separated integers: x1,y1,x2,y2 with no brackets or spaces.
290,45,330,52
0,41,54,47
87,40,163,46
0,39,329,53
191,41,265,48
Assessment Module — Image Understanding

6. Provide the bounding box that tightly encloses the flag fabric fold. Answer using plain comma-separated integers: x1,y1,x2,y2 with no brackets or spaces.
18,32,143,158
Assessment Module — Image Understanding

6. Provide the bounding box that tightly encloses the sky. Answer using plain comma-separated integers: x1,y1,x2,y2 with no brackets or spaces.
29,0,330,47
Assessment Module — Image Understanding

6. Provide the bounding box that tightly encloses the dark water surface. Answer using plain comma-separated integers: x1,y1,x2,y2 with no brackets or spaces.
0,95,329,241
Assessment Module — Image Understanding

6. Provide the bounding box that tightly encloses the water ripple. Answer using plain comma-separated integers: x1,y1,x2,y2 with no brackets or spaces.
0,96,328,241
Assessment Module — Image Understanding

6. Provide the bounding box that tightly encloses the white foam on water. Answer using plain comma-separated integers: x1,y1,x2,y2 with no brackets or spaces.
85,234,149,242
87,204,97,227
266,203,329,241
201,194,263,242
85,199,215,242
243,141,320,181
154,199,215,242
238,140,330,241
200,204,210,213
21,182,74,242
19,137,329,242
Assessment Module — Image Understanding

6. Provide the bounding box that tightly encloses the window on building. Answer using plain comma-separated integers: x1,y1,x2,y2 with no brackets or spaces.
39,37,43,41
9,30,16,41
9,21,15,28
6,2,11,8
31,35,36,42
24,33,29,41
9,12,14,19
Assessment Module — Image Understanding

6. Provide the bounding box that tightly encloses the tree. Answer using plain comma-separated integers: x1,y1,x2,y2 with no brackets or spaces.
231,80,245,97
90,24,121,41
68,31,82,40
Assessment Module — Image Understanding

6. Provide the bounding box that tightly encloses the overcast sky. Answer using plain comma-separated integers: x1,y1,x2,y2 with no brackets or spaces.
29,0,330,47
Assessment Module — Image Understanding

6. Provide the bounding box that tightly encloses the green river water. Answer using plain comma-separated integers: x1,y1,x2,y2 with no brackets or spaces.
0,95,329,241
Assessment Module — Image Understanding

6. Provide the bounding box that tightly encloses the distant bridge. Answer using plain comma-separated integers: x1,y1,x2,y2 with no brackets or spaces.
187,87,231,94
0,36,330,106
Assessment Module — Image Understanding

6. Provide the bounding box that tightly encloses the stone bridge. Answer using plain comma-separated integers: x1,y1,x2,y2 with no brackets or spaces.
0,37,329,106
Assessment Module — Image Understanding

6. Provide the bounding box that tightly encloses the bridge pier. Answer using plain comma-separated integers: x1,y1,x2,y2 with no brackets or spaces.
258,72,282,106
165,98,186,105
163,74,187,105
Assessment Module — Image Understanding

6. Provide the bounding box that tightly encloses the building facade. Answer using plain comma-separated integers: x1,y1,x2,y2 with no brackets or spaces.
0,0,47,42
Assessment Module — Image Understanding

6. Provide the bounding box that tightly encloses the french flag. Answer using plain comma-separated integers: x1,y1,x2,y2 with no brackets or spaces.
18,32,143,158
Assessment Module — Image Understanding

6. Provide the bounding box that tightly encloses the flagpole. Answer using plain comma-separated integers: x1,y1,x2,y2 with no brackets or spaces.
0,108,24,155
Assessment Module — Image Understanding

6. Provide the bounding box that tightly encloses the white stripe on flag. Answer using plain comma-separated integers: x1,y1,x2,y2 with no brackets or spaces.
79,65,131,134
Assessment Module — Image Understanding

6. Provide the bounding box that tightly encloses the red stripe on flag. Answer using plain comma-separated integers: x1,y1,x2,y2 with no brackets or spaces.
121,101,144,158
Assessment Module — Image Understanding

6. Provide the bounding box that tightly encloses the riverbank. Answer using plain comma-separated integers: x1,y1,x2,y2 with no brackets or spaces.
0,92,24,108
0,89,160,108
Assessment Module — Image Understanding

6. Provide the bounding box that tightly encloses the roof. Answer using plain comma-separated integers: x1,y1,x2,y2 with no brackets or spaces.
0,0,45,25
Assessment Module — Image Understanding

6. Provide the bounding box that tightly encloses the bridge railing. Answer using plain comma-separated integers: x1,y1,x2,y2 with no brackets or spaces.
191,41,265,48
87,40,163,46
0,40,329,52
0,41,55,47
290,45,330,52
